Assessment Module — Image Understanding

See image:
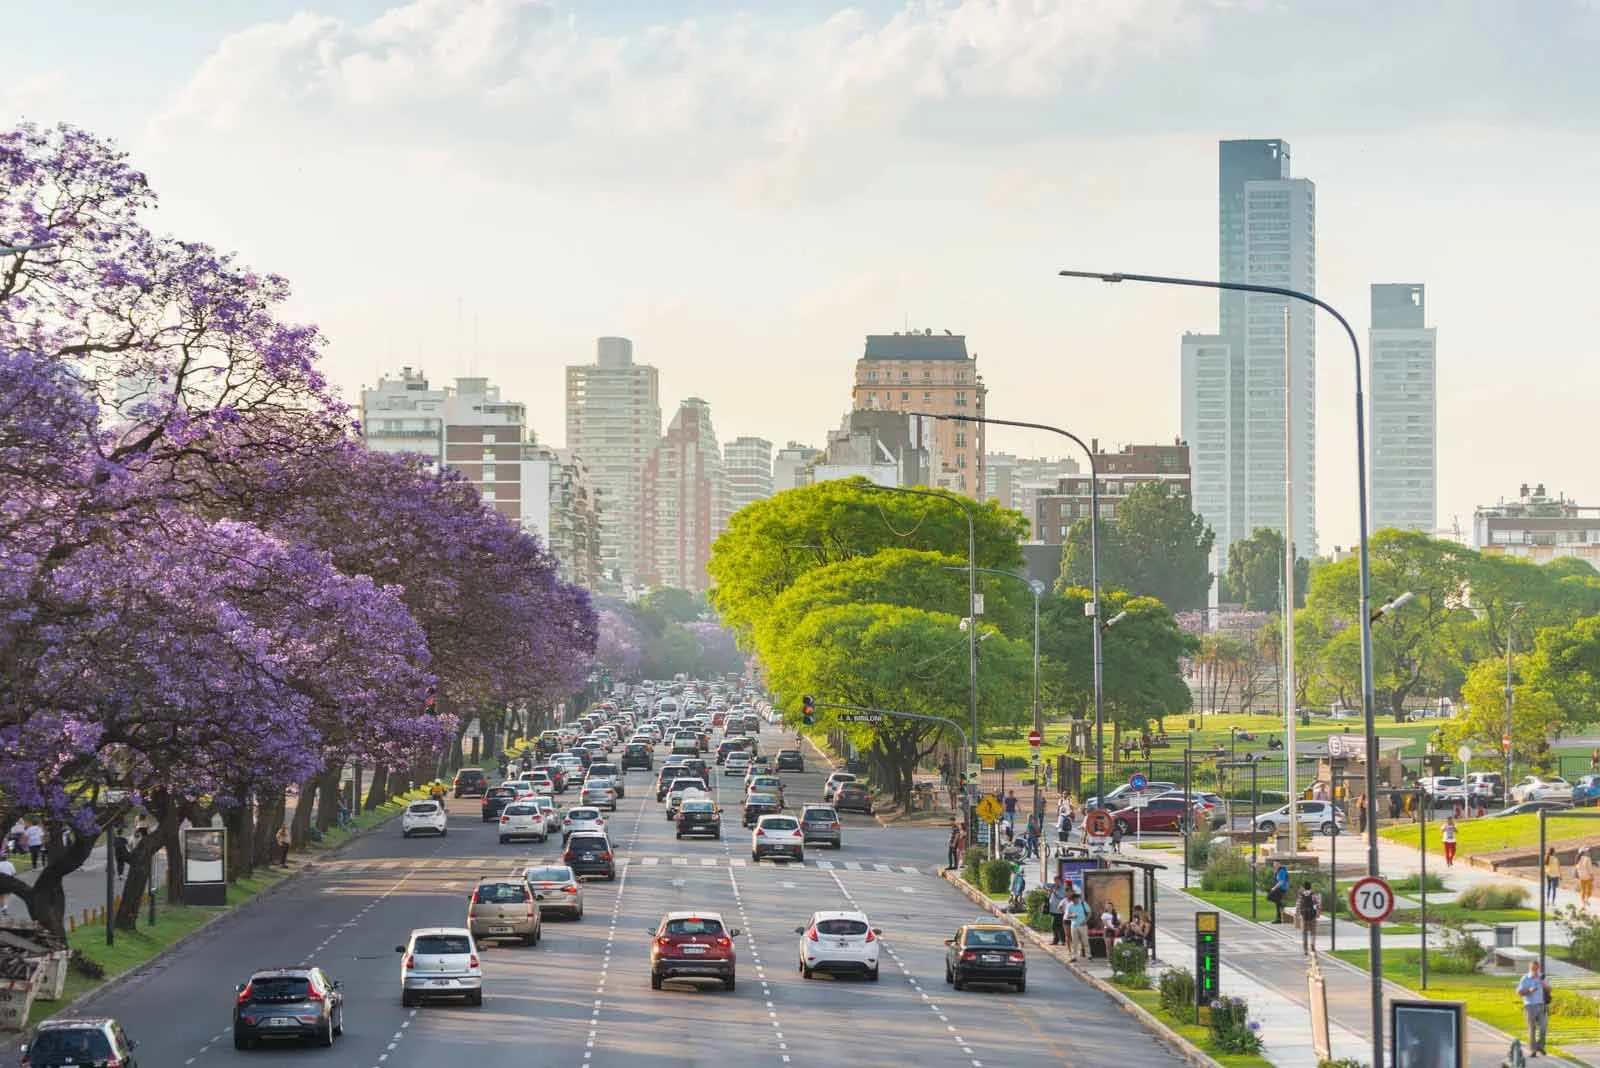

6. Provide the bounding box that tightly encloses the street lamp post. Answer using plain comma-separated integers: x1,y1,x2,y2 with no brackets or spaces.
1506,603,1527,798
910,412,1105,809
1057,267,1385,1067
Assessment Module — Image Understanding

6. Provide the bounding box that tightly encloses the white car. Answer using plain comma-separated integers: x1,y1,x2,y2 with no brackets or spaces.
797,910,881,981
401,800,448,838
1420,776,1469,805
501,780,536,801
531,795,561,833
752,813,805,863
822,772,857,803
498,801,548,844
527,772,556,795
1254,800,1344,836
1512,776,1574,803
398,927,482,1007
563,806,607,841
724,751,752,776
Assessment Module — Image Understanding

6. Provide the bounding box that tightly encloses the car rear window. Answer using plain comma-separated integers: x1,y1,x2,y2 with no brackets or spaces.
569,834,608,849
414,934,472,954
664,917,725,936
682,800,715,812
487,786,515,797
761,817,798,830
504,804,538,816
407,802,438,814
965,929,1019,948
747,794,777,805
475,882,530,904
27,1028,112,1058
248,975,313,1001
803,808,838,821
458,769,485,780
815,919,869,936
524,866,573,882
569,808,600,819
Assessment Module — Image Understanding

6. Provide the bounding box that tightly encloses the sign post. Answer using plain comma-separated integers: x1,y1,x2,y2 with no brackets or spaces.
1195,911,1220,1024
1129,772,1148,846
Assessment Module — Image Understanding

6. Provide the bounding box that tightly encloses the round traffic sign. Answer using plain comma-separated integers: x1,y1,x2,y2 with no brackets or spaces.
1129,772,1148,792
1084,808,1114,837
1027,728,1043,747
1347,876,1396,924
1502,734,1513,751
1457,745,1472,765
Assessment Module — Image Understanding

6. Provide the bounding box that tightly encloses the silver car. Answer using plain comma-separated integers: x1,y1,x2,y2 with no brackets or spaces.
398,927,483,1007
524,864,584,920
467,877,543,946
531,795,561,833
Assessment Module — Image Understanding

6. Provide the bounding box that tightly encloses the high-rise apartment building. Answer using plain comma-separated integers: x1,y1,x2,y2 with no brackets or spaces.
851,331,985,495
772,442,822,491
360,367,447,465
566,337,661,589
723,436,775,518
443,377,527,524
520,443,604,589
640,398,725,592
1182,139,1317,571
1369,284,1437,533
1033,442,1191,544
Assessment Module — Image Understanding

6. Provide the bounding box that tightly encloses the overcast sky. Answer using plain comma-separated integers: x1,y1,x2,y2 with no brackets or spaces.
6,0,1599,551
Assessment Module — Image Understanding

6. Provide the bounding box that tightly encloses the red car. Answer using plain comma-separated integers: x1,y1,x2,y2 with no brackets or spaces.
649,911,740,991
1111,796,1204,835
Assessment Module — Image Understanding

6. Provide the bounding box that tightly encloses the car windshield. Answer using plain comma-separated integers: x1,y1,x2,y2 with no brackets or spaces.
247,975,313,1001
487,786,515,797
664,917,725,936
407,802,438,814
525,866,573,882
803,808,838,821
964,929,1019,948
28,1029,112,1058
504,804,538,816
414,934,472,955
816,918,869,936
475,882,529,904
570,808,600,820
761,817,798,830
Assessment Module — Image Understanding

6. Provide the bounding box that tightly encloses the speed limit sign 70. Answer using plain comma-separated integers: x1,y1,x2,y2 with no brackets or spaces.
1348,876,1396,924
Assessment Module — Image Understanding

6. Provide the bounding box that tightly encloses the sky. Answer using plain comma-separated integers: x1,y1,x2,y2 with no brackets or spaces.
5,0,1599,552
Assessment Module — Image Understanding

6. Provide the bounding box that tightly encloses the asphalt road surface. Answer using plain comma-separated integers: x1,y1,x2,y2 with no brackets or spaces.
37,722,1187,1068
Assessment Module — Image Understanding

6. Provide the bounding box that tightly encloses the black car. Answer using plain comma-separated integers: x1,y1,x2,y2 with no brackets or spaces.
834,783,874,815
945,924,1026,992
775,749,805,772
21,1018,140,1067
622,743,653,771
743,793,781,827
676,799,723,839
233,967,345,1048
678,757,711,782
480,785,517,822
453,768,488,798
564,832,616,880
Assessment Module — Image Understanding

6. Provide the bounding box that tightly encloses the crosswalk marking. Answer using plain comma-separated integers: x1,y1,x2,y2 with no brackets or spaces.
672,857,689,866
844,861,862,871
814,860,834,870
730,859,747,867
700,857,718,866
873,863,892,872
642,857,659,866
901,866,921,875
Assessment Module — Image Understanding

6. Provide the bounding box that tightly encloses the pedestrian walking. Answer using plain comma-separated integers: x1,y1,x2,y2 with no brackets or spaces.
1008,864,1027,912
275,825,291,866
1296,881,1321,955
1100,903,1121,958
1517,961,1550,1056
1047,881,1067,945
1268,863,1290,923
1110,819,1124,854
1441,816,1458,867
1545,848,1562,907
946,823,962,870
113,828,131,879
1066,891,1090,961
0,852,14,916
1579,848,1595,909
1389,789,1402,820
1043,764,1053,792
1057,795,1074,842
1003,790,1018,823
24,821,43,869
1023,819,1039,859
1356,795,1368,836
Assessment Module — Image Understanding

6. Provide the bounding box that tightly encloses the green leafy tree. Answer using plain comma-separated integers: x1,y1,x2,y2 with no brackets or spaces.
1060,482,1214,611
1441,656,1566,765
1225,527,1309,612
763,603,1030,802
1524,616,1600,730
637,587,706,626
708,478,1027,646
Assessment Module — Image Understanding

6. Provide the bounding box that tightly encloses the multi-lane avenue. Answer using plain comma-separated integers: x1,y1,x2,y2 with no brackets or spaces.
40,720,1188,1068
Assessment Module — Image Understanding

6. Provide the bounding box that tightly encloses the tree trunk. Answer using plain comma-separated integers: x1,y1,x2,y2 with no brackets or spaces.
314,762,343,832
291,776,317,846
365,765,389,811
254,792,285,868
114,806,180,931
13,828,99,937
222,805,251,882
161,813,186,905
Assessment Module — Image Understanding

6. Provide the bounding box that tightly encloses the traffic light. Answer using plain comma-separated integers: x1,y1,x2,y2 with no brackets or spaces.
802,695,815,727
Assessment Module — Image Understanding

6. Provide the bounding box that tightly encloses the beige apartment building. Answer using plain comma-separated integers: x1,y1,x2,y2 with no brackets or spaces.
850,331,986,496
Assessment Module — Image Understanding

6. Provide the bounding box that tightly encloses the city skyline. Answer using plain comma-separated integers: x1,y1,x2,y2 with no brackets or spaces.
9,1,1599,549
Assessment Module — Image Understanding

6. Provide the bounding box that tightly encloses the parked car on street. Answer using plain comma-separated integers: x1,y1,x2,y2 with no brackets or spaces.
1254,800,1344,836
1511,775,1574,803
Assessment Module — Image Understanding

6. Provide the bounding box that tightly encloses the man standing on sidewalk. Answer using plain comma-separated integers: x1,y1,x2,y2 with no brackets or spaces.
1517,961,1549,1057
1048,881,1067,945
1296,881,1321,955
946,823,962,870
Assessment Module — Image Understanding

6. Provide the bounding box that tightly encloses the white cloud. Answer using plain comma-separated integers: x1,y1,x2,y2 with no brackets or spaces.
2,72,68,122
150,0,1208,196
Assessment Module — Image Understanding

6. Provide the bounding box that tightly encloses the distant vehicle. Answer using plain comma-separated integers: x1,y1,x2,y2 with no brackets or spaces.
1511,776,1574,804
1488,800,1572,819
1574,775,1600,806
1254,800,1344,836
1464,772,1503,801
1419,776,1469,805
401,800,448,838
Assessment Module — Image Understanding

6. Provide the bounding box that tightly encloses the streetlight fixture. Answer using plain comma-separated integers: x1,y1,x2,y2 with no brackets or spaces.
909,411,1107,811
1057,266,1385,1068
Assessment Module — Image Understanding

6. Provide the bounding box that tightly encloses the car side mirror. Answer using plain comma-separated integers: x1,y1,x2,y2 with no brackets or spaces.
18,1045,26,1056
395,945,406,953
730,928,742,937
944,938,955,945
793,926,805,934
873,928,883,936
235,982,246,993
332,980,343,989
535,893,546,901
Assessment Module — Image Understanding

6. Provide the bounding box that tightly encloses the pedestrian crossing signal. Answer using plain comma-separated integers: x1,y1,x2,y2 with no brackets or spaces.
802,695,815,726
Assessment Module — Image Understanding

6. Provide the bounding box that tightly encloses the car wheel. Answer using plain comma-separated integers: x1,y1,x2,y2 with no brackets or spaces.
651,970,663,990
401,990,418,1008
1321,821,1337,836
1258,820,1276,835
867,966,880,982
801,959,813,979
752,852,760,862
675,832,682,839
1015,977,1026,994
575,904,584,920
440,829,448,837
318,1014,335,1047
797,851,805,863
467,989,483,1007
953,974,966,991
945,963,953,984
233,1030,253,1050
401,830,411,839
723,976,737,992
333,1007,344,1036
499,835,508,844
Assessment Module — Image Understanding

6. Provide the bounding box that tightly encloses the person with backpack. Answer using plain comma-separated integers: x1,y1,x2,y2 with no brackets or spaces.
1267,863,1290,923
1296,881,1321,954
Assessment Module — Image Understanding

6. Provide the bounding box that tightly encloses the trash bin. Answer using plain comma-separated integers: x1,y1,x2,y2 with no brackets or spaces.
1494,924,1516,949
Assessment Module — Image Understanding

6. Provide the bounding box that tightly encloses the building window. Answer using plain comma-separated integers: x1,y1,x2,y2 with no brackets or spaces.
482,465,497,482
955,391,967,407
481,432,496,444
956,453,967,468
482,487,497,502
923,391,932,403
954,431,966,448
867,392,877,406
866,370,878,383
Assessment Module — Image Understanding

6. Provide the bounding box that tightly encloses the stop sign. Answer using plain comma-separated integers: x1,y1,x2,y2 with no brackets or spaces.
1502,733,1512,751
1028,729,1043,747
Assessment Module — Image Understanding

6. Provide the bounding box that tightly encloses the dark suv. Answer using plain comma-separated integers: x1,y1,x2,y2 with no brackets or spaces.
21,1018,140,1067
453,768,488,798
564,832,616,880
775,749,805,772
480,784,517,822
622,742,653,771
233,967,345,1049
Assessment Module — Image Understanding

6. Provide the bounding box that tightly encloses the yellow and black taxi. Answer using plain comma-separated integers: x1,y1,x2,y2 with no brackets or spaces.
944,923,1026,993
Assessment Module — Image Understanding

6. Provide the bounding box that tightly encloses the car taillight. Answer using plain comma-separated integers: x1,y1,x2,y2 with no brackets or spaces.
105,1058,121,1068
306,985,325,1001
831,822,841,830
756,828,766,836
501,815,511,823
806,927,819,942
716,937,731,947
563,817,571,824
961,950,977,961
865,929,876,942
403,954,415,969
657,937,673,948
563,852,574,862
469,954,480,968
1008,952,1026,963
600,851,613,860
237,982,253,1003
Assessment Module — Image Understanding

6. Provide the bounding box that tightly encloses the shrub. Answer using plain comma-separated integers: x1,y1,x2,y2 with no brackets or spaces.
1317,1059,1369,1068
1024,888,1050,922
1207,995,1264,1054
1158,966,1196,1018
69,949,105,979
1110,942,1149,988
1432,920,1488,974
1187,825,1215,868
1455,881,1529,911
1558,905,1600,970
962,847,983,886
1202,845,1253,892
981,859,1013,895
1388,872,1445,894
1550,987,1595,1018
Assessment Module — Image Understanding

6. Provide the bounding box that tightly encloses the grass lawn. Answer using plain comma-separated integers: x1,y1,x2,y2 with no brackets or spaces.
1187,889,1277,923
1381,812,1600,858
1117,986,1274,1068
1331,948,1600,1055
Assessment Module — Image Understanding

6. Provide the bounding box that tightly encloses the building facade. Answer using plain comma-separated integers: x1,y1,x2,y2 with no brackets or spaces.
723,436,775,518
520,443,604,589
360,367,447,465
565,337,661,589
1369,283,1437,533
1473,484,1600,565
443,377,527,523
1033,441,1191,544
772,442,821,492
640,398,726,592
851,331,985,496
1181,333,1231,574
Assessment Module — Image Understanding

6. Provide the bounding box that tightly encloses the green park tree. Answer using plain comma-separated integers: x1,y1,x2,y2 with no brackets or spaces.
1442,656,1566,767
1059,481,1214,611
1225,527,1310,612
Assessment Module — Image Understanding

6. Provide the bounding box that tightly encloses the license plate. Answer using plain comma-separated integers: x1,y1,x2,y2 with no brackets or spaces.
582,853,595,860
268,1017,295,1026
682,945,707,954
491,926,513,934
983,954,1004,964
835,940,849,947
430,979,454,986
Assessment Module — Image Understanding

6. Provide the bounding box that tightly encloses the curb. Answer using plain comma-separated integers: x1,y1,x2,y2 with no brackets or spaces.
56,804,406,1017
941,869,1225,1068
